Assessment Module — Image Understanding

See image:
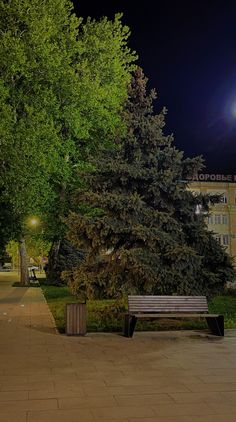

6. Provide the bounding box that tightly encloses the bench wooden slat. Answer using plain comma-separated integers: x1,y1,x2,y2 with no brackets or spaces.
130,301,207,305
131,309,208,313
130,300,207,303
132,312,218,319
129,295,208,313
129,295,206,298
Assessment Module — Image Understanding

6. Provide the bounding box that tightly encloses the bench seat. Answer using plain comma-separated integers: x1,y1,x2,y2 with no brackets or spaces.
124,295,224,338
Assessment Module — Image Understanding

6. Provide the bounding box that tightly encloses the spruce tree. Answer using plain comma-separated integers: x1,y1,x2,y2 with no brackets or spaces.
64,68,235,299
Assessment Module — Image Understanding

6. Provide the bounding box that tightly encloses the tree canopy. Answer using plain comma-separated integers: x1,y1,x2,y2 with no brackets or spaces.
0,0,136,259
0,0,136,222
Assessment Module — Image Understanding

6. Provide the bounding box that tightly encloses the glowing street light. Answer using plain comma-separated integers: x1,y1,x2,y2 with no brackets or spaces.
27,216,40,228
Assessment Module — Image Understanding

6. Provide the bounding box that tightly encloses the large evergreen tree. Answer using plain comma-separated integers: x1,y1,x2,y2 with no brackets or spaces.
64,68,235,299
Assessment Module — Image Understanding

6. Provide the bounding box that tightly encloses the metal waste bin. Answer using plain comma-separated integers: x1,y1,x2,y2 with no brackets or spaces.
66,303,87,336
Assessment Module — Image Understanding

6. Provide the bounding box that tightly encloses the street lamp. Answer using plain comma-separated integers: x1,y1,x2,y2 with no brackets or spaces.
28,216,40,228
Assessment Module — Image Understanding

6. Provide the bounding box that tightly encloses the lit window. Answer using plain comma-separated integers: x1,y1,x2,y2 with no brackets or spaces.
222,235,229,245
222,215,228,224
214,235,221,244
208,215,214,225
195,204,202,215
222,193,227,203
215,215,221,224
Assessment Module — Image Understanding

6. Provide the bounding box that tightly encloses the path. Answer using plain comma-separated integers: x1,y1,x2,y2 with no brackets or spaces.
1,272,236,421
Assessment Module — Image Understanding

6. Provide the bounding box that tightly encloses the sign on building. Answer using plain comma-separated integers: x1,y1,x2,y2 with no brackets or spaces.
191,174,236,182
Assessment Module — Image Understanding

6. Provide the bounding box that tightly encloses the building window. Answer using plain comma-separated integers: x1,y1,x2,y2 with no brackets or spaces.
222,214,228,224
215,215,221,224
221,193,227,203
208,214,228,225
214,235,221,244
222,235,229,246
208,215,214,225
214,234,229,246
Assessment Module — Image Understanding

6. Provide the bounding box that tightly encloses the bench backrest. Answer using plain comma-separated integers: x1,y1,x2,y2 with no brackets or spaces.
128,295,209,314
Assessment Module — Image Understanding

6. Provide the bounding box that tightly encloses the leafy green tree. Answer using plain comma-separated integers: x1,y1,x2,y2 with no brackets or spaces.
64,68,235,299
44,11,137,282
6,240,19,270
25,237,51,268
0,0,136,283
6,236,51,271
0,195,21,265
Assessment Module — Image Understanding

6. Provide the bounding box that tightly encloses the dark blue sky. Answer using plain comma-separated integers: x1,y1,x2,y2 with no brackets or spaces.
73,1,236,173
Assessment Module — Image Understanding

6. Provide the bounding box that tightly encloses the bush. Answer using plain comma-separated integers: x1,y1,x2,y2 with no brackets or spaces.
87,299,127,331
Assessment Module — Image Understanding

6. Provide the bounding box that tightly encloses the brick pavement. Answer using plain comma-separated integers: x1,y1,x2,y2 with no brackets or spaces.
1,272,236,421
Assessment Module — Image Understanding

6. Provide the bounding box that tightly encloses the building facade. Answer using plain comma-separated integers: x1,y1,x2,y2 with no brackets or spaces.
189,174,236,264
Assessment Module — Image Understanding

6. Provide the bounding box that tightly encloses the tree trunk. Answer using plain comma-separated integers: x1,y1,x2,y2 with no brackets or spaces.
18,238,29,285
45,240,61,284
45,158,68,284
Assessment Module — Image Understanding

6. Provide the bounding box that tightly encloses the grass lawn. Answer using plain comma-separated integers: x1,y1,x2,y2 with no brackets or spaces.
41,284,125,332
41,284,236,333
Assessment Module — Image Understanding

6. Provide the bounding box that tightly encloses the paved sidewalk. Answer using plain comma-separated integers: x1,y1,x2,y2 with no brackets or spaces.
1,273,236,421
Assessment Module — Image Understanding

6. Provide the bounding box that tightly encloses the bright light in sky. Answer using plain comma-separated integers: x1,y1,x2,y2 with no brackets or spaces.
221,93,236,126
231,101,236,118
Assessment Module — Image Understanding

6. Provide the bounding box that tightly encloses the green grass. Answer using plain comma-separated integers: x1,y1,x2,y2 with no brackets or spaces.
209,295,236,328
41,284,236,333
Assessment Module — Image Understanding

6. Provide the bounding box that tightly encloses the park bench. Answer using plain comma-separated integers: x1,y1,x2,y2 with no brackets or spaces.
124,295,224,337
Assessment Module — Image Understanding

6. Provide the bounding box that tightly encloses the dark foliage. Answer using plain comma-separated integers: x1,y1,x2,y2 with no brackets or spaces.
0,192,21,264
45,239,84,285
64,68,235,299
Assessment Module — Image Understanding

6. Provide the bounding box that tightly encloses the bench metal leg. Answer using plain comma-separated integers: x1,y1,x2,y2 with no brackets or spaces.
124,314,137,338
206,315,224,336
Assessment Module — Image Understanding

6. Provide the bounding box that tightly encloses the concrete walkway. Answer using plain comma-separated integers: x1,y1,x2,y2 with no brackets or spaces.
1,274,236,421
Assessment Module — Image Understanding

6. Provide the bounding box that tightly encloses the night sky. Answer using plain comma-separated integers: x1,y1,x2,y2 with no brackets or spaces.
73,1,236,173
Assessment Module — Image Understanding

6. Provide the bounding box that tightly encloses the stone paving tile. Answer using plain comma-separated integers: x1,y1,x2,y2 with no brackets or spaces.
74,379,107,387
114,393,174,406
199,374,236,383
0,391,28,401
1,381,55,392
90,405,156,419
168,391,226,403
0,375,29,385
220,391,236,401
207,402,236,414
58,395,118,409
128,417,236,422
93,420,129,422
80,370,125,380
104,375,202,386
0,398,58,412
151,403,215,416
27,408,94,422
186,382,236,392
128,419,182,422
106,384,191,395
79,385,116,397
0,411,27,422
29,386,85,400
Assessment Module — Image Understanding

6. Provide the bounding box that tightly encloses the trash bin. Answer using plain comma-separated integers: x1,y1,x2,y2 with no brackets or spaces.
66,303,87,336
